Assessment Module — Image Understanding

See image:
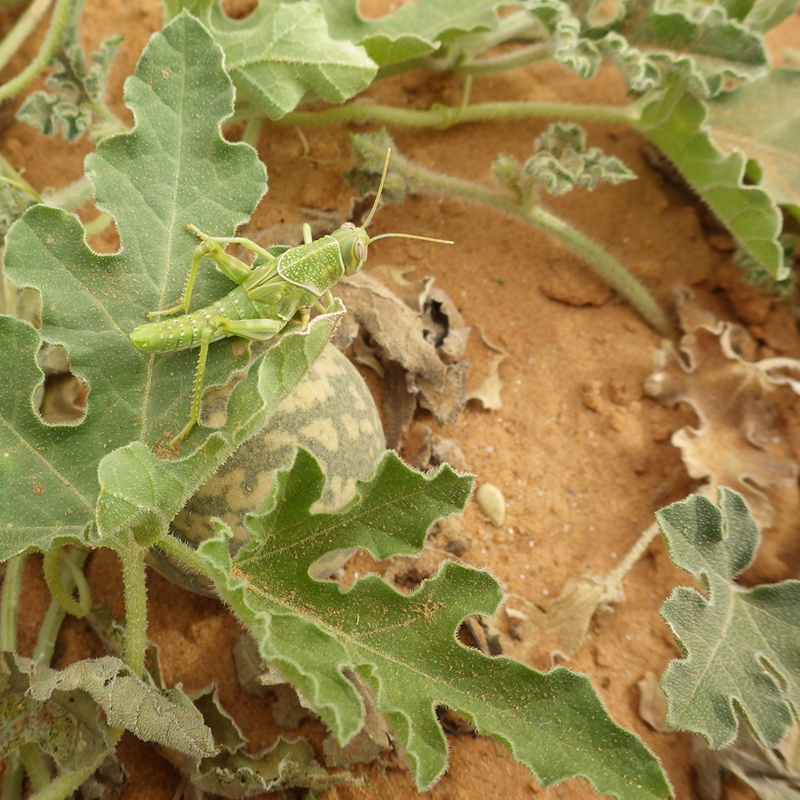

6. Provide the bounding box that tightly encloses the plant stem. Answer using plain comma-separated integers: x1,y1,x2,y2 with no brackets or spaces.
241,116,262,148
41,544,91,619
364,143,673,336
0,0,54,74
154,529,212,577
457,42,553,76
33,548,90,663
19,744,50,791
0,555,25,650
0,0,77,103
119,545,147,676
254,99,639,129
606,521,661,586
527,203,674,336
43,175,94,210
1,751,24,800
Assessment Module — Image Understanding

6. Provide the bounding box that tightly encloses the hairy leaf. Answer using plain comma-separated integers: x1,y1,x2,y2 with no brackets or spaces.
494,122,636,198
744,0,800,34
314,0,502,67
525,0,768,97
657,488,800,749
0,12,337,557
198,448,671,799
0,653,217,766
16,25,122,142
706,69,800,219
192,1,377,119
638,74,785,279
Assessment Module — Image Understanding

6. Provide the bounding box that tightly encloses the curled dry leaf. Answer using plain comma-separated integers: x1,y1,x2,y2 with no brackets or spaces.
466,325,508,411
645,292,799,528
511,522,661,662
323,670,394,769
637,671,669,734
692,721,800,800
539,573,626,659
414,425,470,472
335,271,470,446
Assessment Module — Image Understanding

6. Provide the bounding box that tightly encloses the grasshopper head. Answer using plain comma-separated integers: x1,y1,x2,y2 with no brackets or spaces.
331,149,452,277
330,223,370,276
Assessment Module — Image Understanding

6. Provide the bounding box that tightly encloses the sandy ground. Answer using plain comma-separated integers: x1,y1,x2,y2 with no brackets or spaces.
5,1,800,798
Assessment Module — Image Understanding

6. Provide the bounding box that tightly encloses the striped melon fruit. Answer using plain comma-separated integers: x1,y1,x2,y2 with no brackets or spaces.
148,344,385,594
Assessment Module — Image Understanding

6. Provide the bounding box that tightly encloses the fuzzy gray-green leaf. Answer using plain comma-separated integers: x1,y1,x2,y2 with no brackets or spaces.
525,0,768,97
198,1,378,119
658,488,800,749
19,654,217,756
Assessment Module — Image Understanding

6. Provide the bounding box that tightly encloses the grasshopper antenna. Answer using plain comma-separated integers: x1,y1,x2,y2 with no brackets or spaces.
361,148,392,230
362,149,454,246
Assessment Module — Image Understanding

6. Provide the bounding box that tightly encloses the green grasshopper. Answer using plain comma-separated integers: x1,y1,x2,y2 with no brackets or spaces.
130,150,452,448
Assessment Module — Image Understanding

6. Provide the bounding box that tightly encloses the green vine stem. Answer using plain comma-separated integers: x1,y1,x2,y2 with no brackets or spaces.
0,0,54,75
0,0,76,103
18,744,51,792
119,543,148,676
0,555,25,650
456,42,553,76
1,752,24,800
34,548,90,662
354,136,674,337
154,528,213,578
270,99,641,129
41,544,91,618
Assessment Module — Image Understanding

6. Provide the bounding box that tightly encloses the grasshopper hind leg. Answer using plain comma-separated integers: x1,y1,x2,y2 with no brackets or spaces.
169,314,287,449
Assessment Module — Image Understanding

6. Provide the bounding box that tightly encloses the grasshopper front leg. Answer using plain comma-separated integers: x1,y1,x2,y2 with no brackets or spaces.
170,314,286,448
148,226,277,320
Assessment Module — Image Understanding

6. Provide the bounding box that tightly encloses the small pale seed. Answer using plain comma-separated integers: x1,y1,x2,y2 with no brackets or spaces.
476,482,506,526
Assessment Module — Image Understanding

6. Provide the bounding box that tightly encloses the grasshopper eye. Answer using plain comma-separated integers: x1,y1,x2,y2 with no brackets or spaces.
354,239,367,262
342,222,357,230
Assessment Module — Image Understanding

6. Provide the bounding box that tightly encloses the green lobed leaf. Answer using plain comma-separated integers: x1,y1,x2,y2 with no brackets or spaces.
706,69,800,220
195,1,378,119
744,0,800,34
638,73,785,279
313,0,502,67
657,488,800,749
526,122,636,196
525,0,768,97
0,12,339,558
198,448,672,799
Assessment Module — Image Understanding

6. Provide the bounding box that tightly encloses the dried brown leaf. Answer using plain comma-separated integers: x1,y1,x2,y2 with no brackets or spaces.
466,325,508,410
637,671,669,733
337,272,469,430
645,292,800,527
323,671,393,768
692,722,800,800
540,573,625,658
